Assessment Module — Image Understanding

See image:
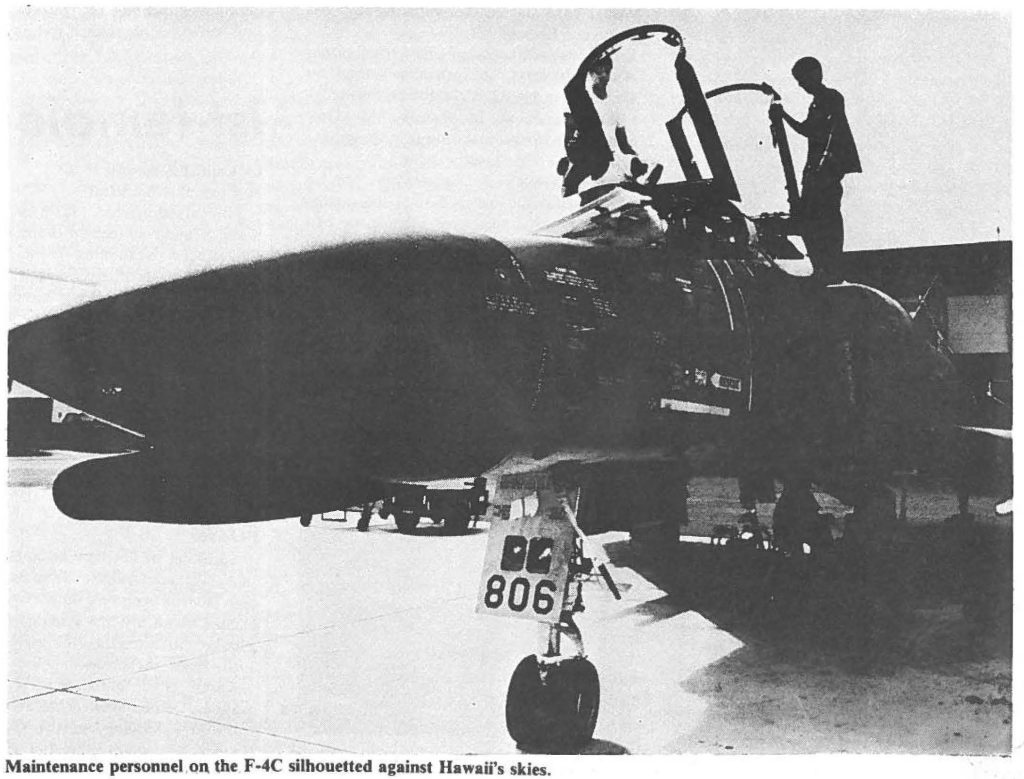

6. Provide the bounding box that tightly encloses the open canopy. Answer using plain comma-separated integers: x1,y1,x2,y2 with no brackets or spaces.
559,25,740,202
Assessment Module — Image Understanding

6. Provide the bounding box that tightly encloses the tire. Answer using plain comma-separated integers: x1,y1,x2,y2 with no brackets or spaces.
444,510,471,535
299,514,312,527
505,655,600,752
394,512,419,534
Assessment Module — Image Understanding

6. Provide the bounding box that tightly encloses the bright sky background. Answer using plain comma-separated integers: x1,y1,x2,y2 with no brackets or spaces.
8,7,1013,322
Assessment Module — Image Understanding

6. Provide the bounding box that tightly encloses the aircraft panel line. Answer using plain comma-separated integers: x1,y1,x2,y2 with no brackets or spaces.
706,260,735,331
735,286,754,412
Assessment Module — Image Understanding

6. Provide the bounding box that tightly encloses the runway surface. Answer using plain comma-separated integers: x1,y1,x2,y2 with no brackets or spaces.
6,452,1013,755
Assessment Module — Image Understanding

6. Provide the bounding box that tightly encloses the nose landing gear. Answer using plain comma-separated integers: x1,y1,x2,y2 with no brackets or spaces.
483,494,619,752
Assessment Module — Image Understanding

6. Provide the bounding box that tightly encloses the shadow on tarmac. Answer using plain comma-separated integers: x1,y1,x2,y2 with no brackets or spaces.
518,738,630,756
381,526,488,538
311,518,487,537
603,520,1012,672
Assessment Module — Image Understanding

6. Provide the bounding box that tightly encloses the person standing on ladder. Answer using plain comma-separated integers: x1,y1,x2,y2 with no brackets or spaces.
771,56,861,282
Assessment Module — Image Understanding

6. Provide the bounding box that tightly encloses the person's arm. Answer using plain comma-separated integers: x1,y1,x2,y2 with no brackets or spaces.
770,102,810,137
771,92,841,142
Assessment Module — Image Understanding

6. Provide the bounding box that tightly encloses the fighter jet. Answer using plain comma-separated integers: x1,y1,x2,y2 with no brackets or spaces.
7,25,964,750
8,24,958,524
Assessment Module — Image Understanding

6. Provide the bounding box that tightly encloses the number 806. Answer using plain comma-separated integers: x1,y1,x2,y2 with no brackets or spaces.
483,574,558,615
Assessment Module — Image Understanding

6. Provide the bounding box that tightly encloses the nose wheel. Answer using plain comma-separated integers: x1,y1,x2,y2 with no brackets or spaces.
506,653,600,752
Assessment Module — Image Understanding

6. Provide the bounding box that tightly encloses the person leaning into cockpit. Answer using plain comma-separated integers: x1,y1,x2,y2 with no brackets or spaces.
770,56,861,282
557,56,662,201
587,56,663,190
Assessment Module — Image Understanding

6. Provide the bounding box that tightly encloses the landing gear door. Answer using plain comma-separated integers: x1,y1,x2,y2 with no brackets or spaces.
477,513,574,623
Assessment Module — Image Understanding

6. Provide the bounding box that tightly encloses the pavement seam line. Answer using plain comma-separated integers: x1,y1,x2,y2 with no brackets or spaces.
8,678,105,705
20,684,355,753
56,594,472,695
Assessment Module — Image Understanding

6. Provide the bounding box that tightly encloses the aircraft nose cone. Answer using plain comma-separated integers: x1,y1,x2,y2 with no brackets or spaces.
10,245,393,443
9,234,542,479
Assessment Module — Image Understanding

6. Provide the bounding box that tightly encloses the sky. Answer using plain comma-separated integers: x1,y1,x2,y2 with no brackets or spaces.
7,7,1013,323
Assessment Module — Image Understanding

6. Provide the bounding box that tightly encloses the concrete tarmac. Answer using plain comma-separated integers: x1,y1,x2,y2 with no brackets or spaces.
6,453,1012,755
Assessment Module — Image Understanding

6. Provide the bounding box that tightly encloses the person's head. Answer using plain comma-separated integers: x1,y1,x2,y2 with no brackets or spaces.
791,56,823,95
589,56,613,99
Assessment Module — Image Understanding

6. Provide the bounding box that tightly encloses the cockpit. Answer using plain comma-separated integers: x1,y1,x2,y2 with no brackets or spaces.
538,24,807,267
556,25,740,204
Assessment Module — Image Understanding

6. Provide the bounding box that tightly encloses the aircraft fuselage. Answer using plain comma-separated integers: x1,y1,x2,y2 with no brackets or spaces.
8,225,956,522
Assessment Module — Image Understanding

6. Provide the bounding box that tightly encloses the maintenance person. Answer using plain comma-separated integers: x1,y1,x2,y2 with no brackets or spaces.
771,56,861,282
558,55,661,202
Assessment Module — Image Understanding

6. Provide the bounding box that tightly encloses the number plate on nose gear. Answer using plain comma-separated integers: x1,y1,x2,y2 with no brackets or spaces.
477,514,574,622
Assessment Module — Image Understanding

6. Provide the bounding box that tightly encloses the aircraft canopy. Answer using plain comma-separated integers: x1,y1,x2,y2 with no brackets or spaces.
559,25,740,202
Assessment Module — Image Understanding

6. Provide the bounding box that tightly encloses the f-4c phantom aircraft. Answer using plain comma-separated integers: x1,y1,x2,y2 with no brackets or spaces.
8,26,962,751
